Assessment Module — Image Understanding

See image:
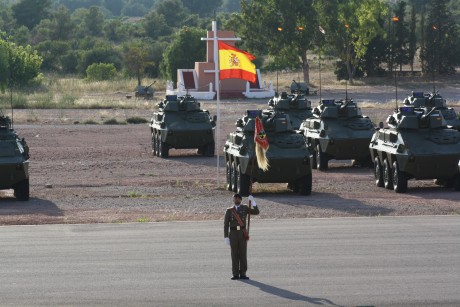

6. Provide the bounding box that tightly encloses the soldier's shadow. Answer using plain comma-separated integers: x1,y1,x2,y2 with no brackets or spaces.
240,279,343,306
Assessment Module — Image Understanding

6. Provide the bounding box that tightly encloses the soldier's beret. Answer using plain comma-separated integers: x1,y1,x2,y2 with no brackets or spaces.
233,193,242,199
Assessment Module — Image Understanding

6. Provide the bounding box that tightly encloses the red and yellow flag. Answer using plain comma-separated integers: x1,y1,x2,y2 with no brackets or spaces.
218,41,256,83
254,117,269,171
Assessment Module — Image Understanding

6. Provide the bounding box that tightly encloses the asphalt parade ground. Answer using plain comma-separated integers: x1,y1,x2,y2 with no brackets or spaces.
1,215,459,306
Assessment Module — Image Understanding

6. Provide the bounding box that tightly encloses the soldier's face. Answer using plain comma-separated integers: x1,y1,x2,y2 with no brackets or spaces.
233,196,241,205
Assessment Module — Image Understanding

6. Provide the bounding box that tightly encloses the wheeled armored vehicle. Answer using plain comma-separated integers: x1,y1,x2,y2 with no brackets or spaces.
0,112,30,200
266,91,313,129
149,94,216,158
369,106,460,193
403,91,460,130
301,98,375,170
223,109,313,196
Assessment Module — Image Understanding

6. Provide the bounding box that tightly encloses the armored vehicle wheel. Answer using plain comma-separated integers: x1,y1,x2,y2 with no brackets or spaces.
316,144,328,170
298,174,312,195
311,146,317,169
383,158,393,190
392,161,408,193
203,142,215,157
287,181,299,192
453,175,460,191
14,179,29,201
158,137,169,158
155,134,161,157
236,164,250,196
231,162,238,192
374,157,384,187
152,132,157,156
226,161,233,191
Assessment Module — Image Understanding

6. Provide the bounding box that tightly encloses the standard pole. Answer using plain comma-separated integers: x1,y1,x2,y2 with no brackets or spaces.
213,21,221,189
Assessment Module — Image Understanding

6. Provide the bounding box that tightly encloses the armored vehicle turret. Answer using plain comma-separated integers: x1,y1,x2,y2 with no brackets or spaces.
149,94,216,158
223,109,313,196
0,112,30,200
301,98,375,170
369,106,460,193
266,91,313,129
403,91,460,130
135,82,155,99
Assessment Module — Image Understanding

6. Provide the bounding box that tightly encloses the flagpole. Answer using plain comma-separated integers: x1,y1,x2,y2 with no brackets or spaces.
212,21,221,189
201,21,241,188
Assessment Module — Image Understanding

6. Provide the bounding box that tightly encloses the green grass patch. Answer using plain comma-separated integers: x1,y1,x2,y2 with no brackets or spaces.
127,191,143,198
137,217,150,223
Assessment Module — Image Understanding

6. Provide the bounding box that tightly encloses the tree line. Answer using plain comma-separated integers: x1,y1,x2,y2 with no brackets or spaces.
0,0,458,89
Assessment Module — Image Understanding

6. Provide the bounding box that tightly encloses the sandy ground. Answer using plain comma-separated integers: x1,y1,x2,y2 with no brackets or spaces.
1,84,460,225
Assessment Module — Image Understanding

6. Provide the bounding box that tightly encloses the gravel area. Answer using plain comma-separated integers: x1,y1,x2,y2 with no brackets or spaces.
1,85,460,225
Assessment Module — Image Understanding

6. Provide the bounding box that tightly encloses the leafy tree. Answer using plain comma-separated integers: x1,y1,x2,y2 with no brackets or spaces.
86,62,117,81
121,2,147,17
78,43,122,75
51,5,75,41
421,0,460,74
391,1,411,71
143,10,172,39
408,3,418,72
103,0,125,16
220,0,241,12
35,40,70,71
0,4,16,35
180,0,223,17
0,42,8,92
12,0,52,30
155,0,188,28
160,27,206,83
0,33,42,90
123,43,153,85
85,6,105,36
316,0,387,83
240,0,318,86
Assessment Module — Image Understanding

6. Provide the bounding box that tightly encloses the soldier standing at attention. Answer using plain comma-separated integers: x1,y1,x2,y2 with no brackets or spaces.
224,193,260,280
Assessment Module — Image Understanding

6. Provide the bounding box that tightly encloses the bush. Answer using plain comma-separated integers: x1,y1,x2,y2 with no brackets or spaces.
103,118,126,125
126,116,148,124
85,63,117,81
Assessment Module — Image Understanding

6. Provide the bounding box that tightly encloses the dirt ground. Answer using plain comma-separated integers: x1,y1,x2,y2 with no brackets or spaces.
1,84,460,225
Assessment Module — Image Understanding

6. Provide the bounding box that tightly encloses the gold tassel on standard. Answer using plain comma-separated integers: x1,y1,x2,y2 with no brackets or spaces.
255,143,269,171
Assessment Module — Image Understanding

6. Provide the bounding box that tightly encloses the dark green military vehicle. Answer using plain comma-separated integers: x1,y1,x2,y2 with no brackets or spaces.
0,112,30,200
149,94,216,158
266,91,313,129
369,106,460,193
300,98,375,170
403,91,460,130
223,109,313,196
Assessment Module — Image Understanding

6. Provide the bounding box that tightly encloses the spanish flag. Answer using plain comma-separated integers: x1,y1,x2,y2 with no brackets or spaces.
218,41,257,83
254,117,269,171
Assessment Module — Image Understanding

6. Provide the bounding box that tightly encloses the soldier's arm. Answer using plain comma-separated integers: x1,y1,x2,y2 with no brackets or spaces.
224,209,230,237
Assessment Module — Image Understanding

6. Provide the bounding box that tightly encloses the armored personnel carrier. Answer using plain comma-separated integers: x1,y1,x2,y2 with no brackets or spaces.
301,98,375,170
369,106,460,193
223,109,313,196
0,112,30,200
403,91,460,130
266,91,313,129
149,94,216,158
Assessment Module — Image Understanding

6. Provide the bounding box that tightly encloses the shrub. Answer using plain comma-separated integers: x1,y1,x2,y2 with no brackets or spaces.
126,116,148,124
103,118,126,125
85,63,117,81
